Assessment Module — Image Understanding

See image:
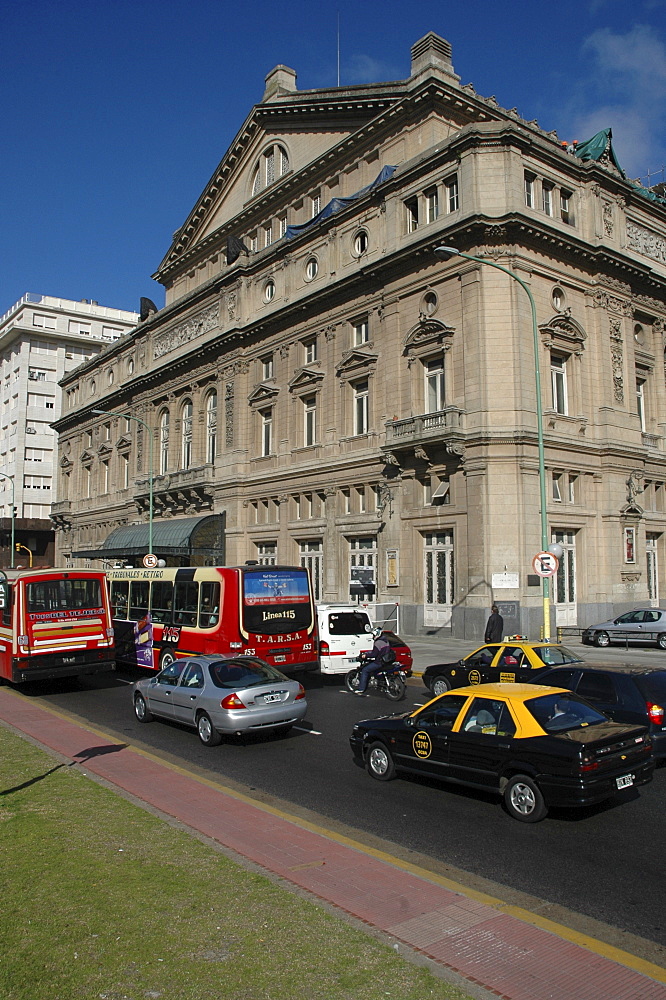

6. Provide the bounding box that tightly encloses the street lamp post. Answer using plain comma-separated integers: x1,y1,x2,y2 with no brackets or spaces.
434,246,551,639
0,473,15,569
92,409,154,558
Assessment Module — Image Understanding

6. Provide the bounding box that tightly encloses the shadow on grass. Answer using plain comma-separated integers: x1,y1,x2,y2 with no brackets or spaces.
1,743,128,796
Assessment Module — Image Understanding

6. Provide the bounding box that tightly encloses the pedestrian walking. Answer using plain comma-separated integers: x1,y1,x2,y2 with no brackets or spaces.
484,604,504,643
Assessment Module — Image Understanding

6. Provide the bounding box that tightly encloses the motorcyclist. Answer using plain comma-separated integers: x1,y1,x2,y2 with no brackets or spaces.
355,627,394,695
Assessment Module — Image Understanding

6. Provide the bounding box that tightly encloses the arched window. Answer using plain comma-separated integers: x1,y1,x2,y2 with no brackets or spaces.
159,409,170,474
251,144,290,196
206,390,217,465
181,400,193,469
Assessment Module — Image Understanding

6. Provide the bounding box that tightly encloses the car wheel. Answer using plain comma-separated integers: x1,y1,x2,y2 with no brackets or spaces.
658,634,666,650
159,649,176,670
504,774,548,823
134,693,153,723
594,631,610,648
431,676,451,696
197,712,222,747
366,741,396,781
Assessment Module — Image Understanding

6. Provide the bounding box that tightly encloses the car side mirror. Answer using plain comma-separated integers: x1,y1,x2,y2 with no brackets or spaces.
404,716,416,727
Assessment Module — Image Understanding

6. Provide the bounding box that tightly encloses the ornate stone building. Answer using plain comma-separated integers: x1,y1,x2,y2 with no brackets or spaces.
52,32,666,637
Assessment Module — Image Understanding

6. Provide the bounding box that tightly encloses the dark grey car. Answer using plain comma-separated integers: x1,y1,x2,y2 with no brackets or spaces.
132,655,308,746
581,608,666,648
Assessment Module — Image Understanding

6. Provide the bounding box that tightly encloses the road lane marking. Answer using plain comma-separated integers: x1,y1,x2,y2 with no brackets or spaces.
293,726,322,735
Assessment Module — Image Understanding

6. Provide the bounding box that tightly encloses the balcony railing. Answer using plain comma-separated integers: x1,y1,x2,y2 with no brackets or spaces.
384,406,464,446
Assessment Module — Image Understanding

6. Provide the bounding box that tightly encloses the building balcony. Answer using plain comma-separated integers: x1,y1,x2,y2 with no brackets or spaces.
385,407,464,445
136,465,215,515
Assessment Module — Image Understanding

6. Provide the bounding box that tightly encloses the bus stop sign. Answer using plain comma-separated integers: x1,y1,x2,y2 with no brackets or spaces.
532,552,559,578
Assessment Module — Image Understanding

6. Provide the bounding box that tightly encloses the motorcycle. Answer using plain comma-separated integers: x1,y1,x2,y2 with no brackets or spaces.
345,653,407,701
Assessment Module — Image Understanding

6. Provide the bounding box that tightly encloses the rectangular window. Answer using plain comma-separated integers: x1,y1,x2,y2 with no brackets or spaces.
249,232,258,253
68,320,92,335
260,408,273,456
101,460,109,493
279,214,288,238
256,542,277,565
263,224,273,248
102,326,122,339
299,540,323,602
354,381,369,435
568,475,577,503
405,197,419,233
261,354,274,380
310,193,321,218
121,452,130,489
542,182,553,216
303,336,317,364
560,189,573,224
550,355,568,414
637,377,646,431
33,314,56,330
445,175,459,213
552,473,562,502
425,186,439,223
425,358,445,413
524,172,535,209
352,317,369,346
303,395,316,447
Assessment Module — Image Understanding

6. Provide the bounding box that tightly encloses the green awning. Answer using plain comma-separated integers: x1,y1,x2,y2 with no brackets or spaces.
73,513,225,561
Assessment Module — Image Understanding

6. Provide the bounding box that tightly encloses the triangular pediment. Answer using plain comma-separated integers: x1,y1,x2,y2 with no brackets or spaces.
115,435,132,450
335,349,379,379
288,367,325,392
59,455,73,470
157,89,407,276
97,442,113,458
80,449,95,464
248,381,280,405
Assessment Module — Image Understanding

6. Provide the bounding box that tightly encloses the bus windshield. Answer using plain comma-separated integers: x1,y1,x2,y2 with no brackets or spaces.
242,568,313,636
26,578,104,616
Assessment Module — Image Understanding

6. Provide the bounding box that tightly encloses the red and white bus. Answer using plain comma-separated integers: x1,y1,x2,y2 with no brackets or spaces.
106,564,318,674
0,568,114,684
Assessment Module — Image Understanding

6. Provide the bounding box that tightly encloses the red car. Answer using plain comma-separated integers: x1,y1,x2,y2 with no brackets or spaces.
382,631,413,673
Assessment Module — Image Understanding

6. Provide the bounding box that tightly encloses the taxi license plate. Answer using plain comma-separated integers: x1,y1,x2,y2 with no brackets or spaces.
264,693,281,703
616,774,633,789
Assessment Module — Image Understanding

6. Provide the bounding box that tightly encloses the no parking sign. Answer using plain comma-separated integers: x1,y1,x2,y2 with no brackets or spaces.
532,552,559,578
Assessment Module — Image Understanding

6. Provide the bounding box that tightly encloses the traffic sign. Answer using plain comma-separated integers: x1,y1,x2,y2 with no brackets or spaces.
532,552,559,578
143,553,158,569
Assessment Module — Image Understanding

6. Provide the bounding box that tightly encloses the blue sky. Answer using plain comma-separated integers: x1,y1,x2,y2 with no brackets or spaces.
2,0,665,315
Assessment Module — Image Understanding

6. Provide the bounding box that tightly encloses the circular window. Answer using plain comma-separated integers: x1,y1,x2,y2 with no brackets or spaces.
552,287,565,311
353,229,369,257
305,257,318,281
264,279,276,302
634,324,645,346
423,291,438,316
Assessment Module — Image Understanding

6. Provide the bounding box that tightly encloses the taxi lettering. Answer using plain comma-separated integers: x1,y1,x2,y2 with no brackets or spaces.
412,731,432,758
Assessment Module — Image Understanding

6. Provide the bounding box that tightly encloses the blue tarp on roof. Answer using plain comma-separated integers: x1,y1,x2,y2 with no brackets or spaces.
283,164,397,241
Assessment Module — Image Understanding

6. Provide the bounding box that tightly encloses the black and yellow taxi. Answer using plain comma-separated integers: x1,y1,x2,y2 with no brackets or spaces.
422,641,584,696
349,683,654,822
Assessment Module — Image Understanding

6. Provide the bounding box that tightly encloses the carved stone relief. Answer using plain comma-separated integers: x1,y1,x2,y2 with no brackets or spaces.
610,316,624,403
225,381,234,447
627,221,666,265
153,303,220,359
602,202,614,238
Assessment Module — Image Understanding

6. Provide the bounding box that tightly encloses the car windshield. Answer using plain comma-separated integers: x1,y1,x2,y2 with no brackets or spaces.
635,672,666,701
207,657,286,689
327,612,372,635
534,645,583,665
526,692,608,733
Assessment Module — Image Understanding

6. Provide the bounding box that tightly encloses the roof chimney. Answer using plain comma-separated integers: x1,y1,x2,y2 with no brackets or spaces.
409,32,460,86
263,65,297,102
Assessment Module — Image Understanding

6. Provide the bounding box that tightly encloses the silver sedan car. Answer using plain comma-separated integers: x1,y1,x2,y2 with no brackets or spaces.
132,655,308,746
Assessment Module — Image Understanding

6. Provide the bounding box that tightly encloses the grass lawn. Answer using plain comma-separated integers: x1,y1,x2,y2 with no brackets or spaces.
0,725,472,1000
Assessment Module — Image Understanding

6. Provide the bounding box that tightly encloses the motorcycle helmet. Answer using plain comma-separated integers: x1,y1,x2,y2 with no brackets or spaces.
371,626,382,639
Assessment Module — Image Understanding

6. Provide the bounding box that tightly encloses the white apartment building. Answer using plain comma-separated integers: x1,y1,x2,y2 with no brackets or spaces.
0,294,138,564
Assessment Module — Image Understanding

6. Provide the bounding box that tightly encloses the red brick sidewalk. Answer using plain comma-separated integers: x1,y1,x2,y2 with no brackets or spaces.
1,687,664,1000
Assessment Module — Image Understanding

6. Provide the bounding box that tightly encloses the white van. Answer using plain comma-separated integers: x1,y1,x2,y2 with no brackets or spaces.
316,604,374,675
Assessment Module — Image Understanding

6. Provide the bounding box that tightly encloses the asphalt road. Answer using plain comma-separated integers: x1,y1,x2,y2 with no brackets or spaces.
16,652,666,961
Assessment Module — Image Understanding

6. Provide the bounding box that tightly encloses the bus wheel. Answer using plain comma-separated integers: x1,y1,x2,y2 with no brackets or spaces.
134,694,153,723
159,649,176,670
197,712,222,747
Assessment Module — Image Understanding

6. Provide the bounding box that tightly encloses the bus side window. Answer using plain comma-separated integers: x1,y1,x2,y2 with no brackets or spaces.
199,581,220,628
2,586,11,627
129,581,150,620
174,581,198,626
151,580,174,624
110,581,129,619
